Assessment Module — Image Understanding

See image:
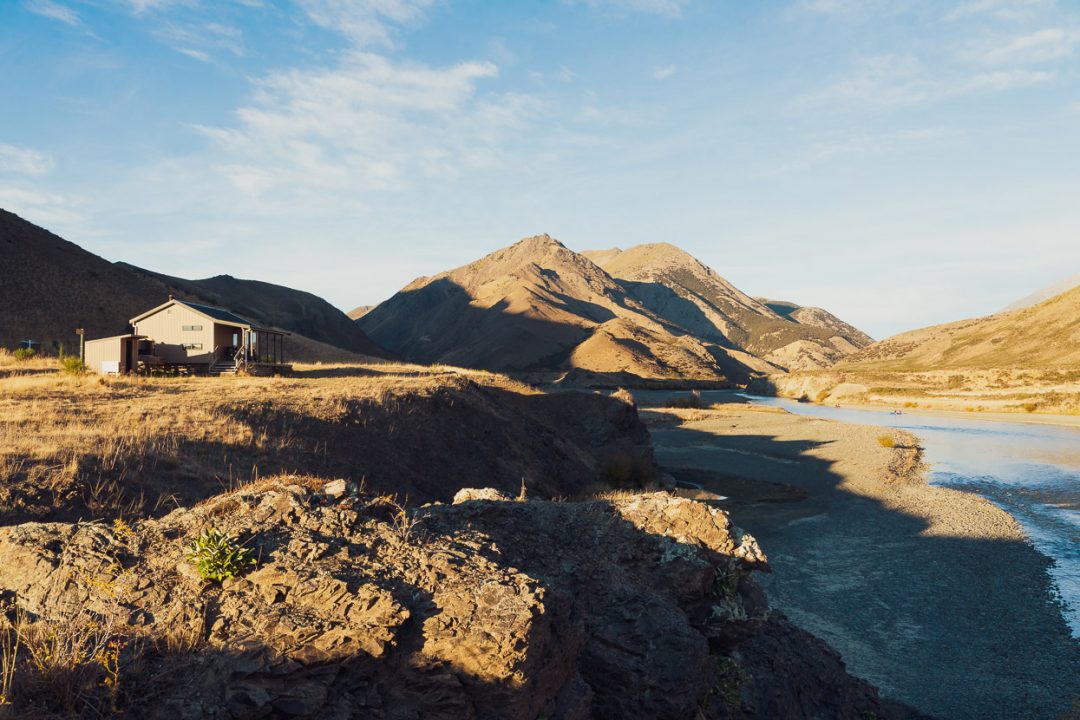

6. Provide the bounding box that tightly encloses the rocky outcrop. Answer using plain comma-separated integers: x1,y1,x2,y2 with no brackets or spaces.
0,480,895,719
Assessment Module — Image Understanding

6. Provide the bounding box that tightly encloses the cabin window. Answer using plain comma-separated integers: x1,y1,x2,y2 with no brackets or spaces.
182,325,203,331
182,343,203,350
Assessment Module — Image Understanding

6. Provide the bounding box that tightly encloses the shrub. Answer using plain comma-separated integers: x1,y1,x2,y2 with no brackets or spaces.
186,528,255,583
1022,402,1039,413
669,389,703,409
59,357,87,375
12,348,35,361
600,451,655,489
877,435,895,448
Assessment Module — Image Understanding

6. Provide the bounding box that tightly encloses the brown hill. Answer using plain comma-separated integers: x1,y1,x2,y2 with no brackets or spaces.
0,209,165,352
842,284,1080,371
585,244,872,371
347,304,375,320
359,235,736,383
0,209,384,362
759,298,874,347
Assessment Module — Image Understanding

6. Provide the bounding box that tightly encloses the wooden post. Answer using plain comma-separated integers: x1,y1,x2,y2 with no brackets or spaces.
75,328,85,363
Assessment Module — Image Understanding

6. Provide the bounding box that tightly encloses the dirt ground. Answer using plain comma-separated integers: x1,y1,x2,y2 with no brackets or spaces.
642,402,1080,720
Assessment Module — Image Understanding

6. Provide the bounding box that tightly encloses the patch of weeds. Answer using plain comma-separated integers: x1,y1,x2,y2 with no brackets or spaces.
60,357,87,375
877,435,895,448
186,528,255,583
711,655,750,711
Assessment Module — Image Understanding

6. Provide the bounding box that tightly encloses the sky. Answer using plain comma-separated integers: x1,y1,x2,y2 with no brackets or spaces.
1,0,1079,339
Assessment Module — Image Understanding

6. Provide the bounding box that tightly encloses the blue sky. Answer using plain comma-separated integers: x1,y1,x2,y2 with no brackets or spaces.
2,0,1078,338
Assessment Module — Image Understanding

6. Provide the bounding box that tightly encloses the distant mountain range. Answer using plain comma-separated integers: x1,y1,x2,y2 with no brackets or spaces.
0,209,384,362
359,235,872,384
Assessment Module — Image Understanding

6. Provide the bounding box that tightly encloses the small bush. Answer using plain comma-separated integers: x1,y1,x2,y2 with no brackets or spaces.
186,528,255,583
877,435,895,448
1022,402,1039,413
59,357,87,375
796,393,811,404
12,348,35,361
669,390,703,409
600,451,655,489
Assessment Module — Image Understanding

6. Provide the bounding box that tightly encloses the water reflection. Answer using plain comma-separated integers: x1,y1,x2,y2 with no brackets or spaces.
639,389,1080,637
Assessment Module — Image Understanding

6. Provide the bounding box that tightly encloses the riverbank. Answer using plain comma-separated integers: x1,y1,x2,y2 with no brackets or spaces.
753,368,1080,424
642,402,1080,720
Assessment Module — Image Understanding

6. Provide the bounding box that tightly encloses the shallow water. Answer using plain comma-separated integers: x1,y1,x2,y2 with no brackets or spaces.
666,390,1080,637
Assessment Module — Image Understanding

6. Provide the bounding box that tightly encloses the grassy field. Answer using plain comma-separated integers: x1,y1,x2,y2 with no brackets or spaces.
0,350,646,526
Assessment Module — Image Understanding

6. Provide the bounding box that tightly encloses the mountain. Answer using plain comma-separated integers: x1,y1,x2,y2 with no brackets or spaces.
359,235,739,383
1003,272,1080,311
359,236,873,383
0,209,166,352
842,284,1080,371
758,299,874,347
119,265,387,357
0,209,383,361
348,305,375,320
584,244,873,372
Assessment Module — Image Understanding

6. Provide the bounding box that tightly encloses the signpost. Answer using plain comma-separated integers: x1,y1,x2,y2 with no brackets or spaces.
75,328,85,363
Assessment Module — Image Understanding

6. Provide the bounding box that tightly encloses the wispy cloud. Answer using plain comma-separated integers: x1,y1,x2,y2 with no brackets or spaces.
652,64,677,80
297,0,436,46
0,144,54,178
24,0,80,25
155,19,246,60
567,0,692,17
192,52,528,200
957,68,1054,92
794,49,1057,113
794,54,928,110
968,27,1080,65
946,0,1054,22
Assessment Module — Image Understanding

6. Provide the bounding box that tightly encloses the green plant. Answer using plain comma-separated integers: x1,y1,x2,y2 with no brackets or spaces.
185,528,255,582
60,356,87,375
877,435,895,448
12,348,35,361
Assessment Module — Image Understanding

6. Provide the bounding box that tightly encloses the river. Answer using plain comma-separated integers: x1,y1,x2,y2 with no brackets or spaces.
679,390,1080,638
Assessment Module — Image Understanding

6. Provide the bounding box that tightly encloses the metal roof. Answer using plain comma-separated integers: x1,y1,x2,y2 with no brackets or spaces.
175,300,254,326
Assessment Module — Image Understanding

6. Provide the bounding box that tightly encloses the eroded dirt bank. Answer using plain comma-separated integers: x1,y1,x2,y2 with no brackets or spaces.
644,402,1080,720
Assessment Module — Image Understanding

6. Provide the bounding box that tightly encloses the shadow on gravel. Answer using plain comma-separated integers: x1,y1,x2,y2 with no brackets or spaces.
649,421,1080,720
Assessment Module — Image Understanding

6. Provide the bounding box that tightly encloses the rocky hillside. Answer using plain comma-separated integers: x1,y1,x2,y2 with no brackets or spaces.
758,299,873,347
0,481,902,719
0,209,383,361
584,244,872,371
359,235,735,384
842,283,1080,371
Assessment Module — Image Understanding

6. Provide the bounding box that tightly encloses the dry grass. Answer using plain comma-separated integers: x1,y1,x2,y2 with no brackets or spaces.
0,595,131,718
0,361,546,524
